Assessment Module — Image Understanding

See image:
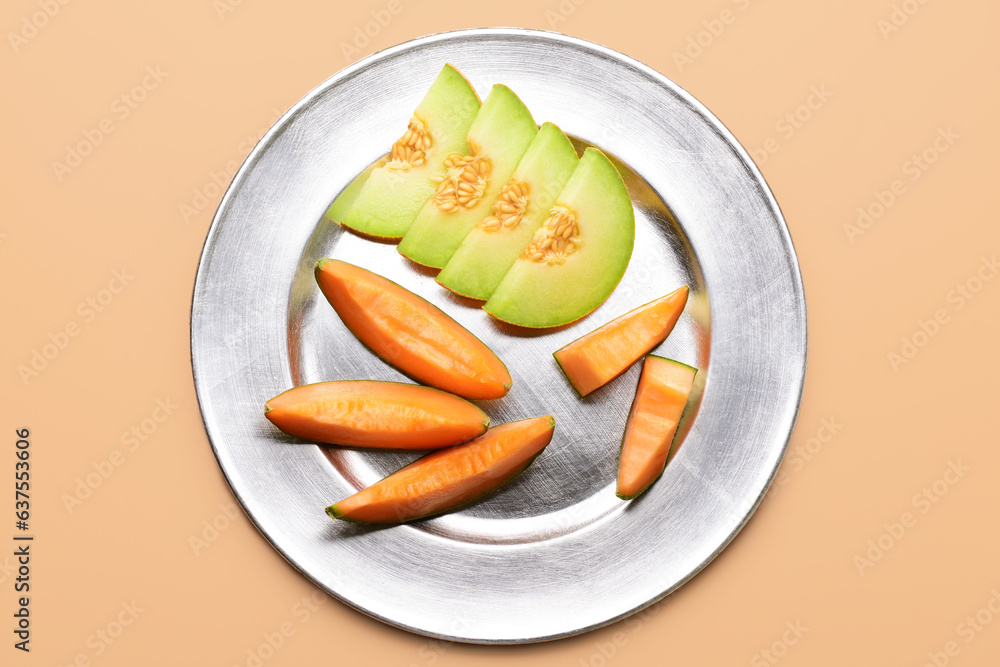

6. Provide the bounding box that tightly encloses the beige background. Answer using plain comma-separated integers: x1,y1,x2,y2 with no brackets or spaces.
4,0,999,664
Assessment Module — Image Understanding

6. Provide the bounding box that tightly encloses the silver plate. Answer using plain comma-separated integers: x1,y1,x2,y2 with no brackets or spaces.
191,29,806,644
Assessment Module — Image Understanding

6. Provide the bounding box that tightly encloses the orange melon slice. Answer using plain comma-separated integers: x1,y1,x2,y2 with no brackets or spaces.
617,356,697,500
553,286,689,396
315,259,512,399
265,381,489,450
328,415,555,523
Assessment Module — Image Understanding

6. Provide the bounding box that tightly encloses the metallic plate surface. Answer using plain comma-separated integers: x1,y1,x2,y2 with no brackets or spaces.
191,28,807,644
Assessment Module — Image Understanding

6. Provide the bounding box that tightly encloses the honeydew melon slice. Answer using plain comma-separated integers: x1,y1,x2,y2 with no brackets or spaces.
397,84,539,269
435,122,579,300
338,64,481,240
324,157,387,223
483,148,635,328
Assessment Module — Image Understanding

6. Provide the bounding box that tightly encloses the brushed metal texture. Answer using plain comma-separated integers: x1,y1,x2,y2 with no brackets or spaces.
191,28,807,644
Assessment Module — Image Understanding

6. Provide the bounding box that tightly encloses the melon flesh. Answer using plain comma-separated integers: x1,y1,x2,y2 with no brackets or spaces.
483,148,634,328
314,259,511,400
324,157,387,223
554,286,689,396
617,356,697,500
328,416,555,523
436,122,579,300
397,84,538,269
339,64,481,239
264,381,490,450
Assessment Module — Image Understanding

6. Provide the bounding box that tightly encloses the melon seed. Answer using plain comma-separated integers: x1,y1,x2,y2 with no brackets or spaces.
388,116,431,171
521,205,581,265
433,139,492,212
477,179,530,233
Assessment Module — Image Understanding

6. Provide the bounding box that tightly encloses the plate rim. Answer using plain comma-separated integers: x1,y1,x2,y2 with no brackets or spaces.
190,26,807,644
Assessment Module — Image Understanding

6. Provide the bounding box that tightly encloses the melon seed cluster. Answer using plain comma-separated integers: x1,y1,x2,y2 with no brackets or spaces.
388,116,430,170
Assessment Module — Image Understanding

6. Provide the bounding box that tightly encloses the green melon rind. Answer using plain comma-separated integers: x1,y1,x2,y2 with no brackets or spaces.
339,64,481,240
396,84,539,268
615,355,697,501
435,122,579,300
483,148,635,328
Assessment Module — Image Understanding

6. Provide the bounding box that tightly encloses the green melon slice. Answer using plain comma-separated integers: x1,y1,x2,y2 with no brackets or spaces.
483,148,635,328
324,156,387,223
396,84,539,269
338,64,481,240
435,122,579,300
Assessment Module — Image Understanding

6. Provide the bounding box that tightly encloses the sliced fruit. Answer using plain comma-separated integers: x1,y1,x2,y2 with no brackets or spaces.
340,64,481,239
483,148,635,328
327,415,555,523
397,84,539,268
264,380,489,450
324,156,388,224
315,259,512,399
553,286,689,397
435,122,579,300
617,356,697,500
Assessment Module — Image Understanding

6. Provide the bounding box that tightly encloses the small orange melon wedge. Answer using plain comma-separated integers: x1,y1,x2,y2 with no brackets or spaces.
617,356,696,500
553,286,689,397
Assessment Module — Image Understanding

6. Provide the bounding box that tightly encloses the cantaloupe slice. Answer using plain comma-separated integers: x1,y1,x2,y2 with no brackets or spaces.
553,286,689,396
264,381,489,450
435,122,579,300
483,148,635,328
328,415,555,523
617,356,697,500
315,259,511,399
338,64,481,239
397,84,539,269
